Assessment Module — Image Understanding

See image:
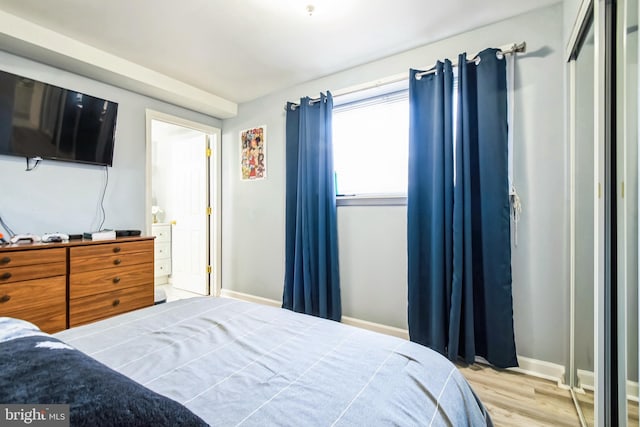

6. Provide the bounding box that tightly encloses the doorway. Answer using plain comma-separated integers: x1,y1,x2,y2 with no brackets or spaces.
145,110,222,298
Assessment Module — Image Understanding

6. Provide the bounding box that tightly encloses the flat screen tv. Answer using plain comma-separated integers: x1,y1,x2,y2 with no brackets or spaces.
0,70,118,166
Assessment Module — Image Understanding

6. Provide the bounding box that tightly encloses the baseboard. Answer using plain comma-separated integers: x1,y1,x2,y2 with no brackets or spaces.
220,289,409,338
577,368,638,401
220,289,281,308
218,289,569,387
507,356,566,387
576,368,594,392
341,316,409,339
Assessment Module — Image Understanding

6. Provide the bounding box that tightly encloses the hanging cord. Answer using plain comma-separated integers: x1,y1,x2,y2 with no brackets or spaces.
25,156,42,171
510,188,522,247
505,46,522,247
98,165,109,230
0,212,16,238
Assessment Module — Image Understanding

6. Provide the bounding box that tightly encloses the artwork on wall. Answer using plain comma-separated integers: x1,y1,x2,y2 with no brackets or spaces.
240,126,266,180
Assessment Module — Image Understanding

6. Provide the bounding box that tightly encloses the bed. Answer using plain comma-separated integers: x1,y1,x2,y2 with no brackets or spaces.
1,297,492,426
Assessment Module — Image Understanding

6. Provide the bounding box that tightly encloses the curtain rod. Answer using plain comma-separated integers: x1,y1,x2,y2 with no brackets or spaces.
285,41,526,111
414,41,526,79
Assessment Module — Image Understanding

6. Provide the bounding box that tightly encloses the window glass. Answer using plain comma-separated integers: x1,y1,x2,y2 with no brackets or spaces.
333,91,408,196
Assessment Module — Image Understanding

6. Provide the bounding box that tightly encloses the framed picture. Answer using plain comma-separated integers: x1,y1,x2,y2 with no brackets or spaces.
240,126,266,180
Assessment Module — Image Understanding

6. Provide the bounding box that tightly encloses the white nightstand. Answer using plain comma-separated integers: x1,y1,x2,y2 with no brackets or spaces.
152,223,172,285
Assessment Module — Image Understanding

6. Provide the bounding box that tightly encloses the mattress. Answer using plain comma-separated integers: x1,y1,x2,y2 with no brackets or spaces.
51,296,491,426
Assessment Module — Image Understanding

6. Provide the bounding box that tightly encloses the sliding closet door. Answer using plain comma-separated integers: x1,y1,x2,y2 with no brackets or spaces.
571,1,638,424
571,11,597,424
617,0,639,424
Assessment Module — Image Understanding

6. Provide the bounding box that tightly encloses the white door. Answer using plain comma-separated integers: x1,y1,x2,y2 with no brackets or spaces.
168,132,209,295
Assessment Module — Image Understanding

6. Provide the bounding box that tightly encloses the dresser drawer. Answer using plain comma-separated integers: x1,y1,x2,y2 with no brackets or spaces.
0,276,66,333
69,284,153,327
70,263,154,299
0,248,66,269
154,241,171,259
0,261,66,284
70,240,153,259
70,242,154,273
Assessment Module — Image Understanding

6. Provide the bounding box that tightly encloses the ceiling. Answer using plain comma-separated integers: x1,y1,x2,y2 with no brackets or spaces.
0,0,559,106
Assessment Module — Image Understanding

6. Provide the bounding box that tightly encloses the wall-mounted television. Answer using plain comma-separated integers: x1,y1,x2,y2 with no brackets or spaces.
0,69,118,166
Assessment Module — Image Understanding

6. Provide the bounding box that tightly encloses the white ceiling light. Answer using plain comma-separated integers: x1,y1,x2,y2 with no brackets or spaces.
306,4,315,16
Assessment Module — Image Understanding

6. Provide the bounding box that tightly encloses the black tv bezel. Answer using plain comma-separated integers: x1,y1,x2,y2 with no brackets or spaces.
0,69,118,167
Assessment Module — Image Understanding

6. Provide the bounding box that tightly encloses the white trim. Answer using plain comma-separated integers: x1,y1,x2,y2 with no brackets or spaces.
566,0,594,62
577,368,595,392
341,316,409,340
336,195,407,207
220,289,409,338
631,380,640,403
505,356,567,387
593,1,607,424
145,110,222,297
0,10,237,119
577,369,639,402
569,57,578,391
616,0,630,419
210,130,223,298
220,289,281,308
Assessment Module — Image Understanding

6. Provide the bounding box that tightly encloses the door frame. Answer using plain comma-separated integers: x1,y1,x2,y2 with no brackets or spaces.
145,109,222,297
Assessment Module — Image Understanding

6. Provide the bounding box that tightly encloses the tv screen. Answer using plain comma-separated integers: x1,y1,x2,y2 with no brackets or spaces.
0,70,117,166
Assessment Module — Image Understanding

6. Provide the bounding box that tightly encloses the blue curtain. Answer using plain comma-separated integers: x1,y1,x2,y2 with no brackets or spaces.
283,93,341,321
452,49,517,368
407,61,454,354
408,49,518,369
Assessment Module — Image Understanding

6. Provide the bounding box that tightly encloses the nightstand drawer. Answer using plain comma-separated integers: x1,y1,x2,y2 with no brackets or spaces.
154,242,171,259
152,225,171,243
154,258,172,276
70,264,154,299
0,276,66,333
69,284,153,327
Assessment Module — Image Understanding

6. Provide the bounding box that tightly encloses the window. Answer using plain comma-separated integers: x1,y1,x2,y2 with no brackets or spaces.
332,81,409,199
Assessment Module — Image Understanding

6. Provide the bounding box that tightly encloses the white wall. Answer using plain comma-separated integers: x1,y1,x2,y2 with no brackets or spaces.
222,4,568,365
0,50,221,236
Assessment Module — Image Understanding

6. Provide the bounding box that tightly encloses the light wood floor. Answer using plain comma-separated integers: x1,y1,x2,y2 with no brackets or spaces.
458,364,581,426
459,364,640,426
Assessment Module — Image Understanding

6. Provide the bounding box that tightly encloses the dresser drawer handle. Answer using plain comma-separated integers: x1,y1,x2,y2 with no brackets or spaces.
112,299,120,307
0,294,10,303
0,272,11,280
114,259,122,265
113,276,121,284
113,247,121,253
0,257,10,265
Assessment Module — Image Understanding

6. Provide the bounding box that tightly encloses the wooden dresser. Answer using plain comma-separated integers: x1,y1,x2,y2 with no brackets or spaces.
0,236,154,332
